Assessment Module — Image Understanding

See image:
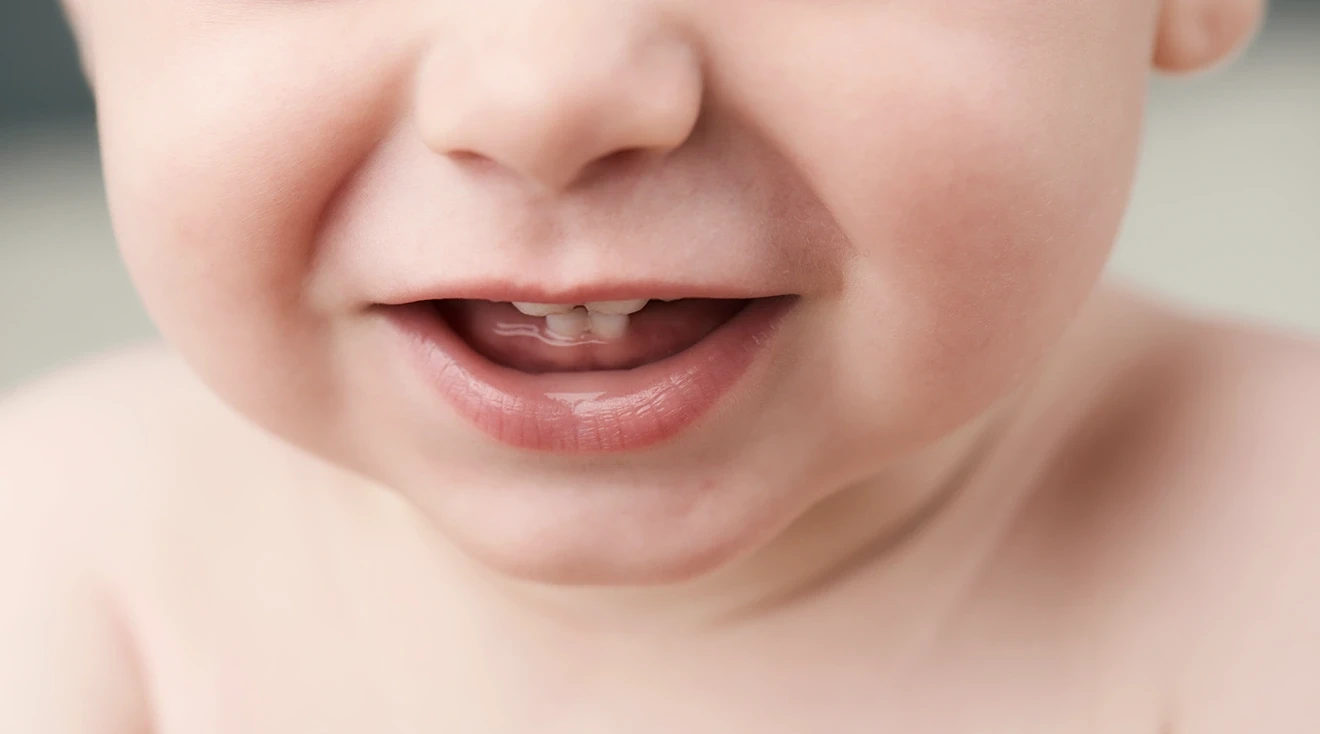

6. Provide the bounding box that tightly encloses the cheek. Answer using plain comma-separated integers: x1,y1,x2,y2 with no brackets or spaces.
900,81,1137,396
858,83,1141,437
735,17,1149,437
92,10,417,438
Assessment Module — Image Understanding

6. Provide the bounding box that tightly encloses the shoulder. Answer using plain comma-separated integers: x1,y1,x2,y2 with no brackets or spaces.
1009,288,1320,730
0,344,330,622
1039,286,1320,508
1167,311,1320,497
0,344,259,560
0,344,218,486
0,344,360,575
1169,321,1320,731
0,341,305,465
0,347,195,729
1059,286,1320,484
1101,304,1320,730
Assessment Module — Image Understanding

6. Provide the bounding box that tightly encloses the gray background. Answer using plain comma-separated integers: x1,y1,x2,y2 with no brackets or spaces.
2,2,1318,390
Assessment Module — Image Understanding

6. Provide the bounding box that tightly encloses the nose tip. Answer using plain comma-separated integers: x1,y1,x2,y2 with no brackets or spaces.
416,14,704,192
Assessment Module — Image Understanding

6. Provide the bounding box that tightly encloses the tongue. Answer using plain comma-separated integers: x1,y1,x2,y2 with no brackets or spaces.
440,299,747,373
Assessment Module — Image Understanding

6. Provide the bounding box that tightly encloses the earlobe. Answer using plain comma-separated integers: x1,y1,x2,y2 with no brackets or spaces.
1152,0,1267,74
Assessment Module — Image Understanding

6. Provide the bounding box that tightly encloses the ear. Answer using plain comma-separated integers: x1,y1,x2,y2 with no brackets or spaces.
1153,0,1267,74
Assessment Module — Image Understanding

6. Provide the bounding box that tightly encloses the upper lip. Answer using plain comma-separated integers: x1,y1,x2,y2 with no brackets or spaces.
377,280,790,306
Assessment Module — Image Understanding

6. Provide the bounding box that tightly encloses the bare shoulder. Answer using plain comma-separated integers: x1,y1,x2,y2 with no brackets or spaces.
0,345,236,504
1165,305,1320,499
1165,303,1320,469
0,346,331,729
1061,285,1320,478
1068,291,1320,730
1,343,208,432
0,347,363,729
1,347,217,571
0,347,209,728
0,344,307,567
1161,316,1320,731
991,287,1320,730
0,344,366,593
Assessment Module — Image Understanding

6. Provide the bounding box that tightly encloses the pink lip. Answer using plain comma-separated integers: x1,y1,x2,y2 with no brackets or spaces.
378,282,785,307
383,297,793,452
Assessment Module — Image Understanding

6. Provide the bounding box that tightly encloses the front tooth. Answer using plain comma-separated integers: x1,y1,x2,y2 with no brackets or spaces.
512,302,578,317
584,299,649,316
545,307,590,339
588,312,630,340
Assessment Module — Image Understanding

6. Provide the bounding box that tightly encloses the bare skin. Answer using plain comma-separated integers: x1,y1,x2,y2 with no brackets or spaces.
4,283,1319,733
7,0,1318,730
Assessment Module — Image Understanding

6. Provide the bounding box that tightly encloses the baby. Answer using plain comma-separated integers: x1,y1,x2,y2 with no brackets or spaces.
4,0,1319,730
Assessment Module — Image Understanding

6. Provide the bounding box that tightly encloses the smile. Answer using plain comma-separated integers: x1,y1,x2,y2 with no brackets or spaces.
381,291,795,452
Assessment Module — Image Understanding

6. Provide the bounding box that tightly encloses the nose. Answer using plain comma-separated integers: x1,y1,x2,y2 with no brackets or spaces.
416,4,704,192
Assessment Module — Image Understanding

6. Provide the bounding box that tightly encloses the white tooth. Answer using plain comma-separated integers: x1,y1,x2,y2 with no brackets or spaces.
584,299,649,316
545,307,590,339
588,312,630,340
512,302,578,317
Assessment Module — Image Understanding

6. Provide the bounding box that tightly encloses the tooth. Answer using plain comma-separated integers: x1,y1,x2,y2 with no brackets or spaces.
584,299,649,316
512,302,578,317
545,307,590,339
588,312,630,340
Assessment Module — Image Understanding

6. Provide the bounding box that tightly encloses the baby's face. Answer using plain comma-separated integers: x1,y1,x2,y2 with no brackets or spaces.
74,0,1250,582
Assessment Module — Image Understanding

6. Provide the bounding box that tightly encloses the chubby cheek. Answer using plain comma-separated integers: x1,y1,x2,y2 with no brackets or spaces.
741,19,1149,442
856,68,1142,438
93,10,417,443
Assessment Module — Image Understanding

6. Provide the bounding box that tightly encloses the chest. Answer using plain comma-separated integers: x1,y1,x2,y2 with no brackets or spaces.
116,476,1176,734
124,555,1166,734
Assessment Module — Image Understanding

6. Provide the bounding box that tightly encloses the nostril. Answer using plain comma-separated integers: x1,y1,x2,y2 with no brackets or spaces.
447,144,654,192
578,147,652,184
448,150,485,163
447,149,501,170
444,149,515,180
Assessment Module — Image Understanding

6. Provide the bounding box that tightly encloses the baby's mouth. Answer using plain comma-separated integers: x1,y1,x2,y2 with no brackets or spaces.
433,298,750,373
380,292,795,451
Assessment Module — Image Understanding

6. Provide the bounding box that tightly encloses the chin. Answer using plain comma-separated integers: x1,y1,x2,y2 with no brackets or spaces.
415,469,788,587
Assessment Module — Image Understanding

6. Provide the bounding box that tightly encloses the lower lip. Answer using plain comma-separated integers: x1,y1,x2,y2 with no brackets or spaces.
383,298,793,452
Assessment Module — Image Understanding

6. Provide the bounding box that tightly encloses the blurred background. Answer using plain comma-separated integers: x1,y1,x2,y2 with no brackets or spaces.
1,2,1318,391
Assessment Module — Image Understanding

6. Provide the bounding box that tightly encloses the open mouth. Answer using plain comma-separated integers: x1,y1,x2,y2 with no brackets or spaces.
382,293,793,452
438,297,750,373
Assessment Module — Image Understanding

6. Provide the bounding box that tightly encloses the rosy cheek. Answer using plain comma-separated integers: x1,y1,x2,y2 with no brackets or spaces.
90,12,425,440
775,37,1142,434
100,13,418,324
